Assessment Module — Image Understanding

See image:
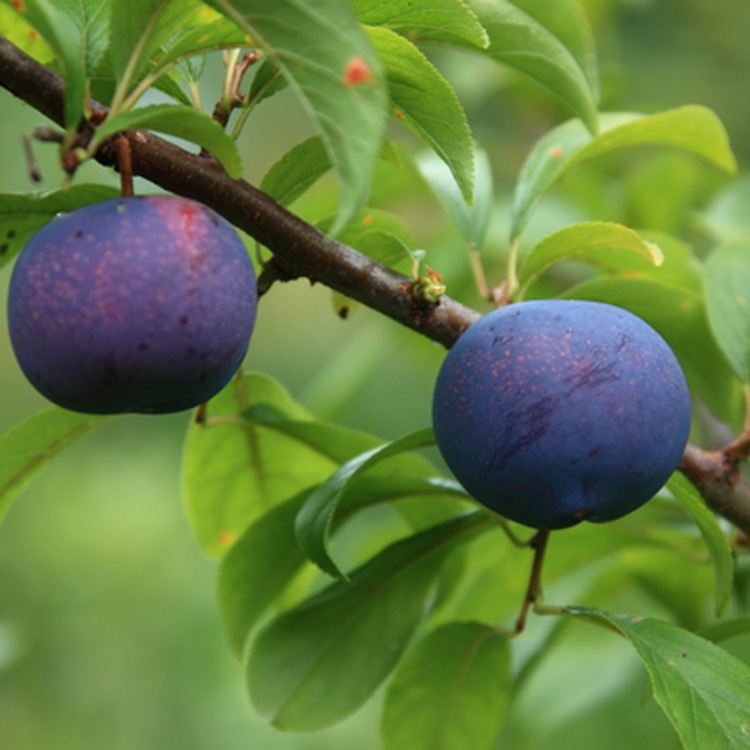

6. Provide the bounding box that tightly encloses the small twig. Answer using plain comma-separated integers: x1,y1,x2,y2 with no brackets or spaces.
21,134,42,182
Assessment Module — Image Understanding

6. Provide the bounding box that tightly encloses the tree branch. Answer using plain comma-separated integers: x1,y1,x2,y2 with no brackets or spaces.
2,35,749,536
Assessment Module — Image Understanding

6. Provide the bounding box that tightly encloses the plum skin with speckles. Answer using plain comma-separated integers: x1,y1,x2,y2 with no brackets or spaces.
7,195,257,414
432,300,692,530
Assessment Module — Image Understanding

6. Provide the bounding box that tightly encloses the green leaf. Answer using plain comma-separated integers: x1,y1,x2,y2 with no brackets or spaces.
0,408,110,524
182,373,375,557
416,145,493,250
700,617,750,645
562,277,741,426
260,136,333,206
247,511,492,731
517,221,664,299
295,427,437,580
511,106,738,241
218,474,468,658
218,491,310,657
4,0,88,125
667,473,734,618
509,0,599,97
51,0,110,74
466,0,599,134
0,185,121,268
367,26,475,203
89,103,242,178
108,1,249,105
316,207,415,271
352,0,489,48
207,0,389,234
704,243,750,384
381,622,512,750
703,174,750,244
0,4,54,62
566,607,750,750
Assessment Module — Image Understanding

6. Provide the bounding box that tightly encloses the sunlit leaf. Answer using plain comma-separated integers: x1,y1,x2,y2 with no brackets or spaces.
517,221,664,299
352,0,489,48
511,106,737,241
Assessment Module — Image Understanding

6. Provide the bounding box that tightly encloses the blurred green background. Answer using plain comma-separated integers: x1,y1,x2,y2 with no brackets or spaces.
1,1,750,748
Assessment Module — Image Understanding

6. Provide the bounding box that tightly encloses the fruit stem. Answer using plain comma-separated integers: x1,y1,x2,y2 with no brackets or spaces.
115,133,135,197
514,529,551,634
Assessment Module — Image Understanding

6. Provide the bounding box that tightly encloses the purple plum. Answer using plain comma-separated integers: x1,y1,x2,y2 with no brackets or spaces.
8,195,257,414
432,300,691,529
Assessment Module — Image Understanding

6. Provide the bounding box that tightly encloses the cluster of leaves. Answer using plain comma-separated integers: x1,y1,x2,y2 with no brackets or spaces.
2,1,750,749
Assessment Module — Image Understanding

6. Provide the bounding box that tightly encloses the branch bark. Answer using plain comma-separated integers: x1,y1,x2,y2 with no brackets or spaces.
1,35,749,536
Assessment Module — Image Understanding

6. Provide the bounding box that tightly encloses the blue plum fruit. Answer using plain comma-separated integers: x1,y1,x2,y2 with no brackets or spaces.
8,195,257,414
432,300,691,530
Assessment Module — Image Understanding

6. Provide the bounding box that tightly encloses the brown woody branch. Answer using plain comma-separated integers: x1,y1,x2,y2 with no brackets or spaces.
1,35,749,536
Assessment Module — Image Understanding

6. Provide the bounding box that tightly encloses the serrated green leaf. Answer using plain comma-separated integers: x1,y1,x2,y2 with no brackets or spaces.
511,106,737,241
416,145,493,249
367,25,474,204
566,607,750,750
206,0,389,234
667,474,734,618
150,11,250,73
509,0,599,98
295,427,437,580
4,0,87,125
352,0,489,48
248,56,288,105
704,243,750,384
247,511,491,731
466,0,599,134
382,622,512,750
89,103,242,178
0,185,121,268
0,408,110,524
52,0,110,74
562,277,742,426
516,221,664,299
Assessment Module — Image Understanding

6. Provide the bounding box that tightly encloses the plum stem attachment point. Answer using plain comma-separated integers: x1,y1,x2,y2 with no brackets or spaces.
115,133,134,198
514,529,552,634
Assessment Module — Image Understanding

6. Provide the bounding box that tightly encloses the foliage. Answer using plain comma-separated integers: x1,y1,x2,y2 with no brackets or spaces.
1,1,750,749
